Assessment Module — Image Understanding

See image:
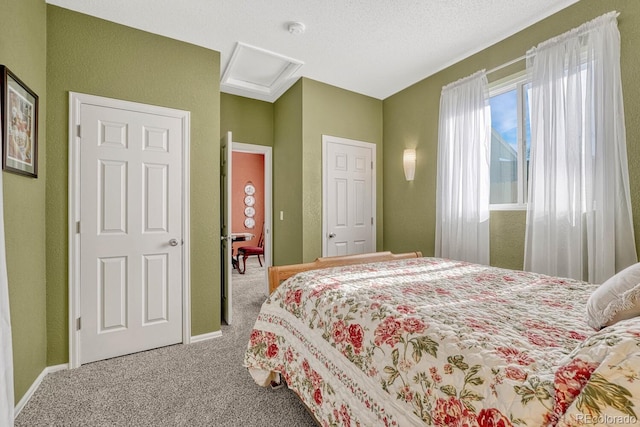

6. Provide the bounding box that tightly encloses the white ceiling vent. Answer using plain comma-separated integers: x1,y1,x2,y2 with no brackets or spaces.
221,42,304,103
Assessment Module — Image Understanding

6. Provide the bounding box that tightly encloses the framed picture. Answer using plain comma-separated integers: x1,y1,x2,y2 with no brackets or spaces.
1,65,38,177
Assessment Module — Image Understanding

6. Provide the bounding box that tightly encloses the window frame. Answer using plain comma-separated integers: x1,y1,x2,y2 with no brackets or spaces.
488,70,530,211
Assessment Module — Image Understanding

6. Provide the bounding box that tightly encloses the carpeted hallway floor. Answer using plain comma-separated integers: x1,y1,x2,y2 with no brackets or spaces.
15,258,317,426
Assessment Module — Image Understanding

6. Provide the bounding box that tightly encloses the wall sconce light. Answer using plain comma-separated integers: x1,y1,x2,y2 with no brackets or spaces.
403,149,416,181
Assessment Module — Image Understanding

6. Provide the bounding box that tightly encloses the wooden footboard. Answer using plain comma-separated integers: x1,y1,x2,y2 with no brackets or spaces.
268,251,422,294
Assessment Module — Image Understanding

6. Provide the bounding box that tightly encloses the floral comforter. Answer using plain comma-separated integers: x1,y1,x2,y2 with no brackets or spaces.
244,257,640,426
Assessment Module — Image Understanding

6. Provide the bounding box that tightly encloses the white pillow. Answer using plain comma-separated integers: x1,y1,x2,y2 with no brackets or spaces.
585,262,640,330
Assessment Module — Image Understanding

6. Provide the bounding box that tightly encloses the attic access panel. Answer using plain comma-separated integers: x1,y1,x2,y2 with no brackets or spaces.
221,42,303,103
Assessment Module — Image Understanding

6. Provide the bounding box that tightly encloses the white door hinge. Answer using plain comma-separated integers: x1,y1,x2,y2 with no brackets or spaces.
77,125,81,138
76,317,81,331
76,221,80,234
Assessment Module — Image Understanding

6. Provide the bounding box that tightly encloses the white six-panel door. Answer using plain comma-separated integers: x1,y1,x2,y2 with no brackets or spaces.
77,98,185,364
323,135,376,257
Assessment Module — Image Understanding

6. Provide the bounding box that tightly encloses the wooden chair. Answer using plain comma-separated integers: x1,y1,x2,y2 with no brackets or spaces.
236,229,264,274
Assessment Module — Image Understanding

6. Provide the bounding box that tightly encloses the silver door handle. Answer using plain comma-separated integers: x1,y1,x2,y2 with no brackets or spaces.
328,233,336,238
169,239,179,246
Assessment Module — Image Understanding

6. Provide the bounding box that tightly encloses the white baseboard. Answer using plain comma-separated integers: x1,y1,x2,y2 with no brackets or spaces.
190,330,222,343
14,363,68,418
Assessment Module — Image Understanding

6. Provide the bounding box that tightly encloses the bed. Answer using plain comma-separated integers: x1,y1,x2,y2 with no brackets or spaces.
244,252,640,426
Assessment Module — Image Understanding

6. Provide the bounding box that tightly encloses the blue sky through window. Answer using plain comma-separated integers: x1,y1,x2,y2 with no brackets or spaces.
490,87,531,157
490,90,518,150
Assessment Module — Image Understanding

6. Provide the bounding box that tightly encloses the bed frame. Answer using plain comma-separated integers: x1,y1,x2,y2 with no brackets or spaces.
267,251,422,293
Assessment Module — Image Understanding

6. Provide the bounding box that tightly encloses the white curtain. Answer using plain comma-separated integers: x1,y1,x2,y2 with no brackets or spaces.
524,11,637,283
0,164,13,424
435,70,491,265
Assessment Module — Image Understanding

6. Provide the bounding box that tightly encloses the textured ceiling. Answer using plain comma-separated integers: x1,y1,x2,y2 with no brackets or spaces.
46,0,579,101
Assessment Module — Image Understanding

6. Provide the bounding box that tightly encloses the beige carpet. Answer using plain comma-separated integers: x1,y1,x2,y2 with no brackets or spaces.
15,258,317,426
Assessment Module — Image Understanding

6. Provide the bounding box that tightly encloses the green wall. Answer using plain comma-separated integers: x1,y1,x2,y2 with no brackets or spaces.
220,93,274,147
383,0,640,270
270,78,384,265
0,0,48,404
273,81,304,265
46,5,221,365
222,81,383,265
301,79,383,262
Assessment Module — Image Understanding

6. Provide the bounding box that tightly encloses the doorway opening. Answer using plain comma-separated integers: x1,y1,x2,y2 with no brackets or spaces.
231,149,266,271
231,142,271,292
221,136,272,326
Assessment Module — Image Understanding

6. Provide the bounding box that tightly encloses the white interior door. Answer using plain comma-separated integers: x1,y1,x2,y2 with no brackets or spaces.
77,98,185,365
221,132,233,324
323,135,376,256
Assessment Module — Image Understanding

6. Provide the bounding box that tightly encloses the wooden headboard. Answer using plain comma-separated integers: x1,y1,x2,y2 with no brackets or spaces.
267,251,422,294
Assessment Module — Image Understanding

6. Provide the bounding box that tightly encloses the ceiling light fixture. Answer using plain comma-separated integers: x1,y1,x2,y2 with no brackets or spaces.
288,22,306,35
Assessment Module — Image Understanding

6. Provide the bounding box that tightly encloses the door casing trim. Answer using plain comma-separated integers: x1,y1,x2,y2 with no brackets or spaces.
321,134,376,257
68,92,191,368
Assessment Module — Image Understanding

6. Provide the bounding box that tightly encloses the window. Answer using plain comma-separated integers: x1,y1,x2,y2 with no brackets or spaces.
489,71,531,209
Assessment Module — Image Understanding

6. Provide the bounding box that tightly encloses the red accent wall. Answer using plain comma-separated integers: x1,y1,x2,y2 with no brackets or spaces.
232,151,264,255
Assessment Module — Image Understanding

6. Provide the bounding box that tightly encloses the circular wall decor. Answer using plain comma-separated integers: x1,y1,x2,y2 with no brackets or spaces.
244,183,256,195
243,181,257,229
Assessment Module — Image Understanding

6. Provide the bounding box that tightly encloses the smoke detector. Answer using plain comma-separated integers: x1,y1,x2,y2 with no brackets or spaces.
288,22,306,35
